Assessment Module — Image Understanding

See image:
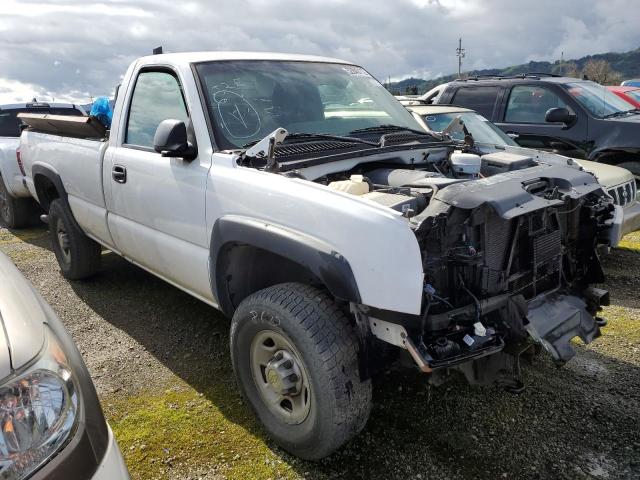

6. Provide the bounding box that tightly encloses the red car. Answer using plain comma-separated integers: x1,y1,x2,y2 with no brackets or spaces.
607,86,640,108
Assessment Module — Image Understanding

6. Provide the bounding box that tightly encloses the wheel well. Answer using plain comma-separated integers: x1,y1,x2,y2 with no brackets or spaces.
216,243,326,317
33,174,61,212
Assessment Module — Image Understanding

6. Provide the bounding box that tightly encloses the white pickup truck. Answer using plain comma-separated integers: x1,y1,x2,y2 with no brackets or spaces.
0,102,84,227
19,52,620,459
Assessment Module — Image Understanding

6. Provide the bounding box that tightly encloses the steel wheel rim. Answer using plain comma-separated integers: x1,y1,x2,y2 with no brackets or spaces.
56,218,71,263
250,330,312,425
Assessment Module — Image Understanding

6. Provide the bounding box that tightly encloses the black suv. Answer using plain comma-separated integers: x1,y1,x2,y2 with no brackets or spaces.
435,74,640,180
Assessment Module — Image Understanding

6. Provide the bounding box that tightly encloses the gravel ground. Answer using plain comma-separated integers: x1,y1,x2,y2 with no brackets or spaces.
1,224,639,480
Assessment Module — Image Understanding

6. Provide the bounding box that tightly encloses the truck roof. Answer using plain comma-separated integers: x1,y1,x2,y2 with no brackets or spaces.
135,51,354,67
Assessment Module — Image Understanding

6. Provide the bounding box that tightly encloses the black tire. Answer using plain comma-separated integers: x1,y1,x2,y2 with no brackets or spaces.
0,175,37,228
230,283,372,460
48,199,101,279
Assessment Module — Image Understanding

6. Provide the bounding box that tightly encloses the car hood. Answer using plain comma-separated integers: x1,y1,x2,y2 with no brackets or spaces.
577,159,635,188
0,252,46,380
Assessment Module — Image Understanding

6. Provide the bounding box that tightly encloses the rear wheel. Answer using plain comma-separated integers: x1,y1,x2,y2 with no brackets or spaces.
0,175,36,228
48,199,101,279
230,283,372,460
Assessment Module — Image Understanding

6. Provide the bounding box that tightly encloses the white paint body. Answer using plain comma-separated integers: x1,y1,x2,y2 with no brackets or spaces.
0,136,30,197
20,52,425,315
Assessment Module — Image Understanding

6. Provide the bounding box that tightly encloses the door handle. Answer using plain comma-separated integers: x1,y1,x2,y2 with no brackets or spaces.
112,165,127,183
506,132,519,139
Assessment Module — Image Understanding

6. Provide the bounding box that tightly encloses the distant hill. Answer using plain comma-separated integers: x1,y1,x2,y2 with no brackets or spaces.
389,47,640,95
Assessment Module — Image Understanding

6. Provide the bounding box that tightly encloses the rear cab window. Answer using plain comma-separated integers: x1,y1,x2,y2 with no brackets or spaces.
0,106,83,137
450,86,501,119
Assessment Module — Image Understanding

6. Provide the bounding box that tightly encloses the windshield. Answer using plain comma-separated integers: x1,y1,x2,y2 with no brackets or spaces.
195,60,420,149
421,111,518,146
562,81,635,118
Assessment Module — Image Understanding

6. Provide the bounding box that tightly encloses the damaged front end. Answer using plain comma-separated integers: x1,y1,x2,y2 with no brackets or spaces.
379,164,617,387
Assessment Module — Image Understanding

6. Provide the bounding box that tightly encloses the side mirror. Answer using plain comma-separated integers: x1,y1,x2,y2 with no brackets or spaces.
545,107,574,125
153,119,197,159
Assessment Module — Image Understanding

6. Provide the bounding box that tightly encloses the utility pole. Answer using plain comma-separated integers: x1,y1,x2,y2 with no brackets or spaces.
560,51,564,76
456,38,465,77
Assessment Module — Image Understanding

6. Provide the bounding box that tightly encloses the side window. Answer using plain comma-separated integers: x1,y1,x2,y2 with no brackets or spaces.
450,86,500,118
504,85,567,124
125,71,188,148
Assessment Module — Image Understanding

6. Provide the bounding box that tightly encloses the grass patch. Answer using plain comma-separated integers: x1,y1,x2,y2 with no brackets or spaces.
600,304,640,343
104,380,300,480
618,230,640,251
0,227,46,244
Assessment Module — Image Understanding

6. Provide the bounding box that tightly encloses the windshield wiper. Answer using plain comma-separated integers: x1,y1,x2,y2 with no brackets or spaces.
349,124,441,139
242,132,378,149
284,132,379,146
603,108,640,119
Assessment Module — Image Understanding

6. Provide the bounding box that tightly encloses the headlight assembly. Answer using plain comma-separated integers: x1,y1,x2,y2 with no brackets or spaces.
0,327,78,480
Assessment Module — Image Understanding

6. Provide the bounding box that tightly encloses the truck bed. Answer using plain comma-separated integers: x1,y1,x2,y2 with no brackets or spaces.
20,129,112,244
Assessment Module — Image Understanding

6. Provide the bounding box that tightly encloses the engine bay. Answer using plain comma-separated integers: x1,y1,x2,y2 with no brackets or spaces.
241,135,617,386
305,147,616,384
317,149,536,219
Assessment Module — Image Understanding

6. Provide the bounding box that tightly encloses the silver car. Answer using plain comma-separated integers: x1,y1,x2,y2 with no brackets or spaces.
0,252,129,479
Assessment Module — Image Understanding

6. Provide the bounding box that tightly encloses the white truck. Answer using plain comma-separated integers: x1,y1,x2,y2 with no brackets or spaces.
0,102,85,227
19,52,620,459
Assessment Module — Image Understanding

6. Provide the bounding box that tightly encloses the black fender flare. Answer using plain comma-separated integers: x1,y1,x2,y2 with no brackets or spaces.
210,216,361,317
31,165,69,212
31,165,86,234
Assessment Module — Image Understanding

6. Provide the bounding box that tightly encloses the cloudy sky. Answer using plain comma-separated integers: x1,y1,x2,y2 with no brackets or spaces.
0,0,638,103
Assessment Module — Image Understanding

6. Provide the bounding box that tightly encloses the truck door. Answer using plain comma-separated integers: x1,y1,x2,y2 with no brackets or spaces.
104,68,214,302
494,84,589,158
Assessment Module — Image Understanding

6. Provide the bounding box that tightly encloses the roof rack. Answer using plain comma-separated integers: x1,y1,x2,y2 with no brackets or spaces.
455,72,561,82
526,72,562,77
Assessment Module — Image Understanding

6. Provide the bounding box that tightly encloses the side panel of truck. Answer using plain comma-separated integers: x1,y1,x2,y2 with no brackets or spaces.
61,137,117,247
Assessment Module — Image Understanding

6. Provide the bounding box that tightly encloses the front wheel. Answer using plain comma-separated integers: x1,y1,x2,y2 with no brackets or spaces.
230,283,372,460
